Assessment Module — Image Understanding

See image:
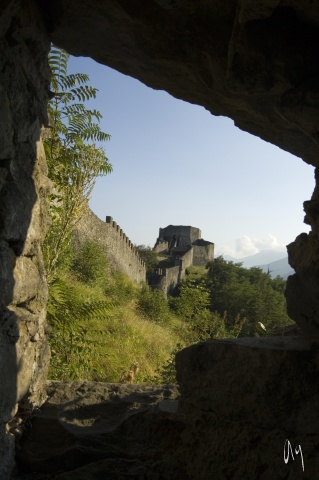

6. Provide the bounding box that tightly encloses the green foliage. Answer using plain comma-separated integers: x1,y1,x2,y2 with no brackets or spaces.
44,47,185,384
47,47,110,147
47,274,113,380
206,256,292,335
72,240,108,285
47,269,182,383
170,276,243,342
43,46,112,282
104,271,139,305
135,245,159,272
137,285,171,325
171,279,210,320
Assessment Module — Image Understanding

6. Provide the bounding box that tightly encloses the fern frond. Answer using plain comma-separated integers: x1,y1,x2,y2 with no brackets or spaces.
62,105,103,123
63,103,87,116
61,73,90,89
76,301,114,321
79,124,111,142
47,275,113,328
49,47,69,80
70,85,98,102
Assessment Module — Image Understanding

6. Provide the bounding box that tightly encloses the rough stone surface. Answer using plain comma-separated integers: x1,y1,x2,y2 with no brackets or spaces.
14,338,319,479
74,208,146,284
15,382,185,480
173,337,319,479
176,337,319,435
0,1,51,477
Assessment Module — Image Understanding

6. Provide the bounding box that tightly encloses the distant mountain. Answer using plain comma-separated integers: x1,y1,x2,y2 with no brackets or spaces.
255,257,294,280
219,250,294,279
220,249,286,268
237,249,287,268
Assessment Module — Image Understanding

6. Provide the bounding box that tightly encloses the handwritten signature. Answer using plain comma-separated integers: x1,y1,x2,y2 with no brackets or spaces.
284,439,304,472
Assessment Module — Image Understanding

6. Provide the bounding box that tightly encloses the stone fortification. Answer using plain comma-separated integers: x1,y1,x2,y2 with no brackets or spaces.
150,225,214,295
192,239,215,267
74,209,146,284
154,224,214,267
158,225,201,246
148,247,194,296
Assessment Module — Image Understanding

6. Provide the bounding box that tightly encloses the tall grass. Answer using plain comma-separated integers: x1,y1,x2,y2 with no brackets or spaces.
47,240,184,383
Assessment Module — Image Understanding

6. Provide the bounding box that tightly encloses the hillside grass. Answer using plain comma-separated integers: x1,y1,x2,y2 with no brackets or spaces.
47,242,293,384
47,264,185,384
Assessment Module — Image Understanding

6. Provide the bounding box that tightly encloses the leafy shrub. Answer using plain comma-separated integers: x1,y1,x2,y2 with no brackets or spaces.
206,256,292,335
71,240,108,285
47,273,112,380
104,271,139,305
170,279,210,320
137,285,171,325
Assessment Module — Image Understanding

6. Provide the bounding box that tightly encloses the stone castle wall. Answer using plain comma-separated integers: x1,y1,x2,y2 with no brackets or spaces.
151,226,214,295
158,225,201,245
193,243,215,266
153,239,169,254
147,265,181,296
148,247,194,297
74,209,146,284
180,246,194,273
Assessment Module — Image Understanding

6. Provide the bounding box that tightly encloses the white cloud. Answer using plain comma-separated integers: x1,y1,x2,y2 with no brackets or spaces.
216,234,286,259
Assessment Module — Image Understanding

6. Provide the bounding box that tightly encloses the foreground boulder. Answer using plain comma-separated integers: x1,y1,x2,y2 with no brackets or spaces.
16,336,319,479
175,336,319,479
15,382,185,479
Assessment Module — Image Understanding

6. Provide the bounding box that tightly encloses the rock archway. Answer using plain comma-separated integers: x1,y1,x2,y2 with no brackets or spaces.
2,0,319,477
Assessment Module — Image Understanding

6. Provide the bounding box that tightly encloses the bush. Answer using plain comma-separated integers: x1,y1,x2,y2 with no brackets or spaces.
135,244,159,273
71,240,108,285
104,271,139,305
47,273,113,380
137,285,171,325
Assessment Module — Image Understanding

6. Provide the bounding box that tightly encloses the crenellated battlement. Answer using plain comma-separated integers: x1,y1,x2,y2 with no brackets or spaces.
75,210,146,283
105,215,145,267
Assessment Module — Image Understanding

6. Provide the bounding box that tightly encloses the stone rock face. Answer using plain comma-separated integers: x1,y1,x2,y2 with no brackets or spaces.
16,382,185,480
174,337,319,480
15,338,319,479
0,1,51,477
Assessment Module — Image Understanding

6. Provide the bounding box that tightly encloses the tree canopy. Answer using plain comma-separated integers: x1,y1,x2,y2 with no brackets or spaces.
206,256,291,335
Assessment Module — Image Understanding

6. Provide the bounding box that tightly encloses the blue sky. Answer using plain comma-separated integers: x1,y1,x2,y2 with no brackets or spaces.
68,55,314,258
